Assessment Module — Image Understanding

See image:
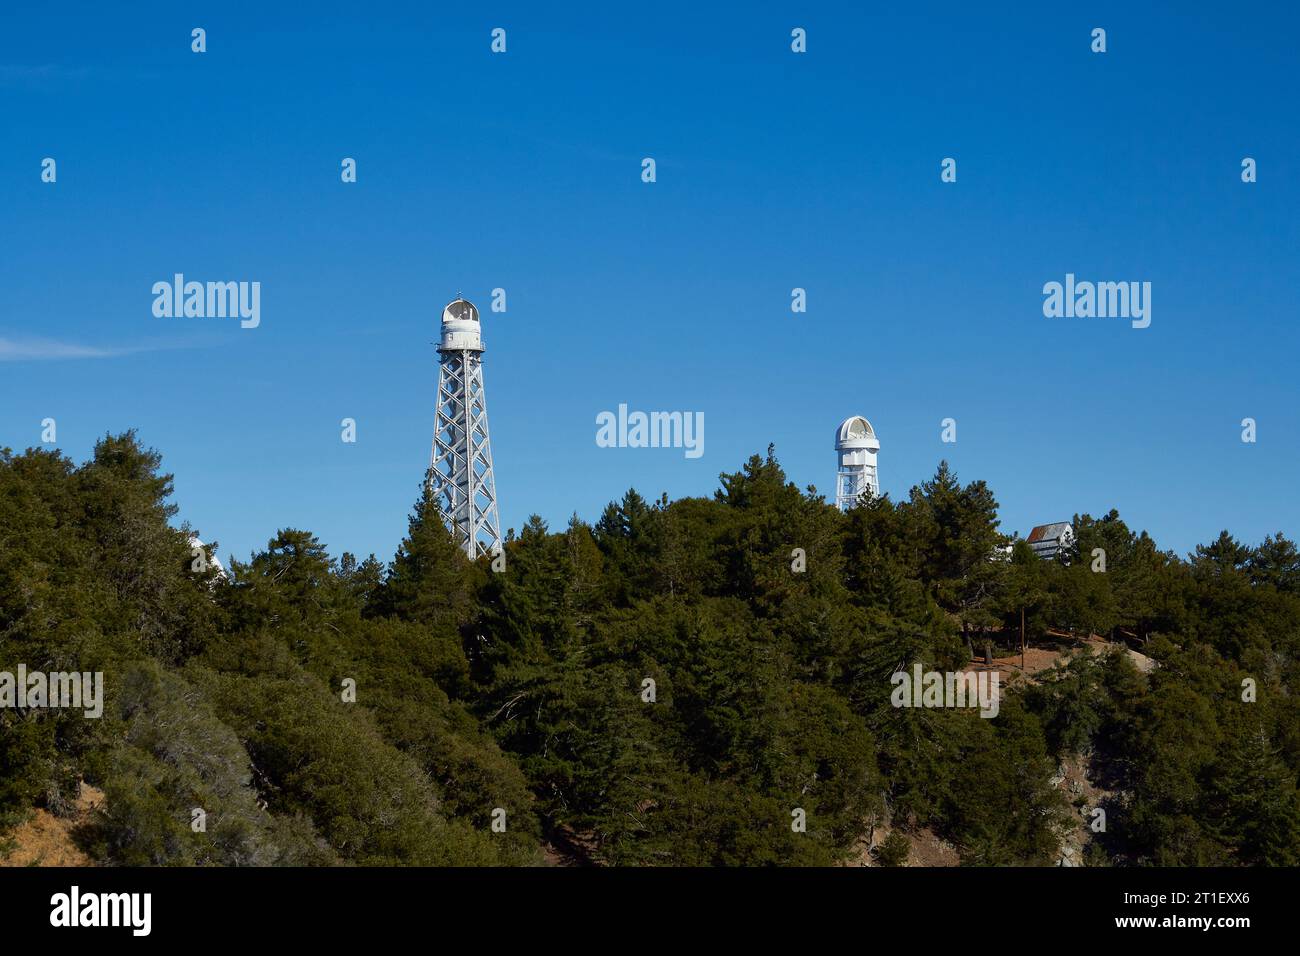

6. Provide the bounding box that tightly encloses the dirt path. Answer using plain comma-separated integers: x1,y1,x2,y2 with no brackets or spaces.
965,633,1155,684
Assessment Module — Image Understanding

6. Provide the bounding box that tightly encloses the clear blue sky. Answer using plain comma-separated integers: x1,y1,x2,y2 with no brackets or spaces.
3,2,1297,566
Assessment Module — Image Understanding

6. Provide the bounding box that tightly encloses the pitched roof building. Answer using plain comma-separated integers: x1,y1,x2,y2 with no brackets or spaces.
1025,522,1074,560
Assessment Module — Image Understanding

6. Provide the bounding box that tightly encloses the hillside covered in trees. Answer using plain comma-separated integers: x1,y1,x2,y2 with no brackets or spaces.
2,433,1298,866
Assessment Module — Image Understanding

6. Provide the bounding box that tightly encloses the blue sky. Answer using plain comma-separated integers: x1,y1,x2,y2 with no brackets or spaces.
2,1,1297,566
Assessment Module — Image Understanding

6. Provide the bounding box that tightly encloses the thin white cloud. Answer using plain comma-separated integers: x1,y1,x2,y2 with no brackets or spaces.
0,63,159,90
0,337,197,361
0,63,91,87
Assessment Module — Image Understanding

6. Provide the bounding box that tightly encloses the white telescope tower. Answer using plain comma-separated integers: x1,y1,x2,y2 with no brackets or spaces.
835,416,880,511
430,297,503,558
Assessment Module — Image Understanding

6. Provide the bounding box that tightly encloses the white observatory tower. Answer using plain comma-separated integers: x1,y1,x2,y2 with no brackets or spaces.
835,416,880,511
430,297,503,558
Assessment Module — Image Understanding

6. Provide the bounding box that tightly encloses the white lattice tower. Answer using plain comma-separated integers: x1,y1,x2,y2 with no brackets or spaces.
430,297,502,558
834,415,880,511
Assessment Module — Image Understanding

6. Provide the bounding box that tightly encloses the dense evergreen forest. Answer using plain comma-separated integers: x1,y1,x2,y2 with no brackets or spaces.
2,432,1298,866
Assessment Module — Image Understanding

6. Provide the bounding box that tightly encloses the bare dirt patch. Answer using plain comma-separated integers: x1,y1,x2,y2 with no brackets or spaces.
844,824,961,867
0,784,103,867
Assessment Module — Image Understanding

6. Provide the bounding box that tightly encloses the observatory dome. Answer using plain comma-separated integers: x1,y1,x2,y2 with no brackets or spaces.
439,297,484,352
442,298,479,324
835,415,878,450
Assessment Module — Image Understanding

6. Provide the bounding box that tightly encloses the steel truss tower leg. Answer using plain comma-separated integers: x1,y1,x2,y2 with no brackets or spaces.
430,350,502,558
